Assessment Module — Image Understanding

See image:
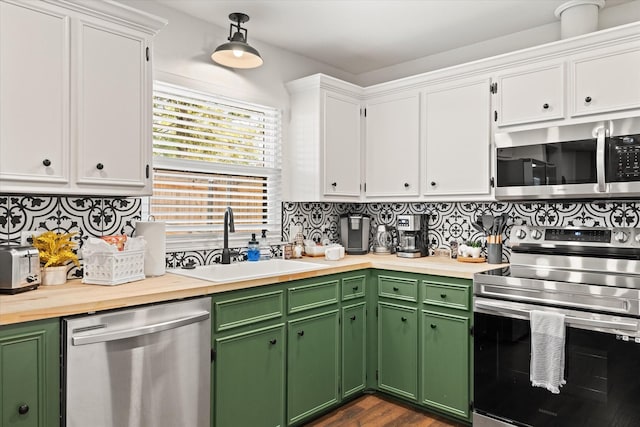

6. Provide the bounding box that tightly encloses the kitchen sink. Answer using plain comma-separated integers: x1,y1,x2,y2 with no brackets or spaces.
167,259,330,283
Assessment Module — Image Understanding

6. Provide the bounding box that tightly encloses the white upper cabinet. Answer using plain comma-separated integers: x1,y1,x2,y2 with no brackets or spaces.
570,45,640,117
286,74,363,202
494,62,565,127
0,0,166,196
365,92,420,198
75,17,150,192
0,1,70,189
424,77,492,197
323,92,362,197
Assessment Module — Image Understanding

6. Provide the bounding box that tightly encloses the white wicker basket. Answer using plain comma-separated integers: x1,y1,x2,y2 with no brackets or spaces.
82,249,145,285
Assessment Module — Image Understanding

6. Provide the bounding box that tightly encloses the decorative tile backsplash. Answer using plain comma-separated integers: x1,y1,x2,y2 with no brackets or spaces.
2,194,639,272
283,200,640,262
0,195,141,278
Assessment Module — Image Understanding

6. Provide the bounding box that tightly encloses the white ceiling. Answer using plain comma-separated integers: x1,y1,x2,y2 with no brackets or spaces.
156,0,631,75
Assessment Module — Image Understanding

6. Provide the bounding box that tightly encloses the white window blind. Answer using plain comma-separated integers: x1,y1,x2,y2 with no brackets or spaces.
149,81,282,250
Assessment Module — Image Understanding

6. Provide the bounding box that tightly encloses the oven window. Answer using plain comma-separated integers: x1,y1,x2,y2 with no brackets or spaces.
474,312,640,427
497,139,597,187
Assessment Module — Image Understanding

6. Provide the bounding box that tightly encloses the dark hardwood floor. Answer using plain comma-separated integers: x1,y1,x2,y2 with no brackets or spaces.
304,394,467,427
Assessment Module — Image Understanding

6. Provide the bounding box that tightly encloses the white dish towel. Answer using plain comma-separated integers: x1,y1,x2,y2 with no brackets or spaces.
530,310,566,394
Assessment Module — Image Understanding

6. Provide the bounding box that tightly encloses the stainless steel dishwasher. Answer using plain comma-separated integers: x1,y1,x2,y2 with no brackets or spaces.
63,297,211,427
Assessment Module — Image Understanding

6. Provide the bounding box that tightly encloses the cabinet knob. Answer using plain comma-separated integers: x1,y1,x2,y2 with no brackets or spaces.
404,182,409,188
440,293,447,299
269,339,277,345
430,181,436,187
543,103,549,109
353,285,358,291
18,404,29,415
585,96,592,103
350,315,356,321
401,317,407,322
331,182,337,187
297,330,304,337
430,324,437,329
96,163,104,170
42,159,51,167
393,286,399,291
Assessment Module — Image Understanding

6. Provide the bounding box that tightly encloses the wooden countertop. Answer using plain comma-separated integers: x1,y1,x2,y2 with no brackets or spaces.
0,254,506,325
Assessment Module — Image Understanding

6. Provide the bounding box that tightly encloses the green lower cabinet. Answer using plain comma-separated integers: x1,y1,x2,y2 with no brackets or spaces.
377,302,418,401
341,303,366,398
0,319,60,427
287,310,340,425
214,324,286,427
421,310,470,419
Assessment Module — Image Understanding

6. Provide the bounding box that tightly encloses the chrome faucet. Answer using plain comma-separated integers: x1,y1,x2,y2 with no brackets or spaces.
222,207,235,264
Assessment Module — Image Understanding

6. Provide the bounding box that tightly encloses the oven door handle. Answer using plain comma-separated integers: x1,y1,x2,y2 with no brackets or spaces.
596,125,607,193
475,300,639,332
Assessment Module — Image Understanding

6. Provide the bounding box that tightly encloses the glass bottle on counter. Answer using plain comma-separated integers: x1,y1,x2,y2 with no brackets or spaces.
247,234,260,261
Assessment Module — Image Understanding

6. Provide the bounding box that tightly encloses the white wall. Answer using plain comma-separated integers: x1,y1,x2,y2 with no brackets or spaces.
355,1,640,86
123,1,355,108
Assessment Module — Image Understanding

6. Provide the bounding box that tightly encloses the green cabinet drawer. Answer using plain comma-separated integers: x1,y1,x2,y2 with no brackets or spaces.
341,275,366,301
288,280,339,313
214,290,284,331
423,281,470,311
378,275,418,302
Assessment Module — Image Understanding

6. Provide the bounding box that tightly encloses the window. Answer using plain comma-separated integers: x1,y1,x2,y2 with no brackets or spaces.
147,81,282,250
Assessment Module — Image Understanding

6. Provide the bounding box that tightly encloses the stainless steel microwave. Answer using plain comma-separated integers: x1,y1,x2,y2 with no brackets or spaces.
495,117,640,200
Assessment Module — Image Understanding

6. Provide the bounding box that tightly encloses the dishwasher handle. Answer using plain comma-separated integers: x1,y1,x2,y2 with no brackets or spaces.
72,311,210,346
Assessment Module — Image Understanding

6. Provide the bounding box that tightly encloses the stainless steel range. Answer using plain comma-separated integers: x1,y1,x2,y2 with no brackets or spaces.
473,225,640,427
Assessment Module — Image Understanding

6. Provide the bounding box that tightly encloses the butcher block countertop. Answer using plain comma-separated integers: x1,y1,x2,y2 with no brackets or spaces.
0,254,506,325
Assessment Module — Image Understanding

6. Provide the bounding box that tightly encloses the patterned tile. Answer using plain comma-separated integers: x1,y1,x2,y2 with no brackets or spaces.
3,192,639,269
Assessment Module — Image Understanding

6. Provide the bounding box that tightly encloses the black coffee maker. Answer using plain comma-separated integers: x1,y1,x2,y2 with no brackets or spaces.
396,214,429,258
339,214,370,254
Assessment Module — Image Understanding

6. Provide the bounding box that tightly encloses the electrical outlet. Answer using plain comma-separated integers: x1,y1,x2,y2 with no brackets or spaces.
21,230,43,245
289,225,302,242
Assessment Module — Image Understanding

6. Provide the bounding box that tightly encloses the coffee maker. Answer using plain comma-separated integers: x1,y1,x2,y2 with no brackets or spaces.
339,214,370,255
396,214,429,258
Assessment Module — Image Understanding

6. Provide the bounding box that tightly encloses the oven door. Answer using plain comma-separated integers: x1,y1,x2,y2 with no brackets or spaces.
474,297,640,427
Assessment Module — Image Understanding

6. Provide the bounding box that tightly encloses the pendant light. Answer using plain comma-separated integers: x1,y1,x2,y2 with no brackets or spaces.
211,12,263,69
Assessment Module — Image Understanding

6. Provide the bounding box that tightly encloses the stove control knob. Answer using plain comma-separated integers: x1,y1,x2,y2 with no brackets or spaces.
514,229,527,240
614,231,629,243
531,229,542,240
635,234,640,244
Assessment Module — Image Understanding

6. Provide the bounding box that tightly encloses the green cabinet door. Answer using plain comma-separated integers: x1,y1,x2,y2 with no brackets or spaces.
287,310,340,425
214,324,285,427
342,303,366,398
377,302,418,401
0,319,60,427
421,310,470,419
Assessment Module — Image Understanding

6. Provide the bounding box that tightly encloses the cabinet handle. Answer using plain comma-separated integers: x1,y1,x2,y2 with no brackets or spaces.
96,163,104,170
269,339,277,345
331,182,337,187
430,324,437,329
430,181,436,187
18,404,29,415
297,330,304,337
42,159,51,167
350,315,356,321
543,103,549,109
393,286,399,291
585,96,592,103
353,285,358,291
401,317,407,322
404,182,409,188
440,293,447,299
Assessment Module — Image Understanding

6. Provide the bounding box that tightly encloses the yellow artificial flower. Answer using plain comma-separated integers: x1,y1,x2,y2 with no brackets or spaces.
32,231,80,268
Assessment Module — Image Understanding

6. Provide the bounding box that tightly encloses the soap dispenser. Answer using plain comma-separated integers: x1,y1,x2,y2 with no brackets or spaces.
260,229,271,261
247,233,260,261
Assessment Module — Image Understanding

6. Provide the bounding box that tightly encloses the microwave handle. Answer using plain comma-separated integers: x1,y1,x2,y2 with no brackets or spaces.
596,126,607,192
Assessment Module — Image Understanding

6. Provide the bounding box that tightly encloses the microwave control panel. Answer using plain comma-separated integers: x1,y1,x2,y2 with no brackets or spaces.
610,135,640,181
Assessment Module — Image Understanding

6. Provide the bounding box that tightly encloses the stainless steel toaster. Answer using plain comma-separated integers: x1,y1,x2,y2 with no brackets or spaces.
0,245,41,294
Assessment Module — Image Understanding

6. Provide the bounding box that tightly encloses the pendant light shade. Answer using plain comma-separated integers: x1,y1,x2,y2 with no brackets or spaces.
211,12,263,69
